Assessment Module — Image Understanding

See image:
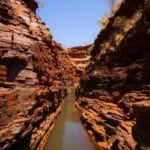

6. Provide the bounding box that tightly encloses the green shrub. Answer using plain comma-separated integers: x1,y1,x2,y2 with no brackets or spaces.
98,13,108,28
112,16,127,28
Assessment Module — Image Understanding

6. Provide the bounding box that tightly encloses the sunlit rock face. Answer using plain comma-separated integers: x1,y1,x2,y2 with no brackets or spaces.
76,0,150,149
0,0,74,149
67,45,92,83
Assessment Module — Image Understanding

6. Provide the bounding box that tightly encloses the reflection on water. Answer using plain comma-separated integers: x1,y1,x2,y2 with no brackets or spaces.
44,86,95,150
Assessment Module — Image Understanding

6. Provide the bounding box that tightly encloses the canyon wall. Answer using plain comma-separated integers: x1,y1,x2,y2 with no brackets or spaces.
0,0,74,149
67,45,92,83
76,0,150,149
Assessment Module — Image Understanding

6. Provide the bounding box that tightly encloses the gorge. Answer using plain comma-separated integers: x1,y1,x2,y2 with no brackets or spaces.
0,0,150,150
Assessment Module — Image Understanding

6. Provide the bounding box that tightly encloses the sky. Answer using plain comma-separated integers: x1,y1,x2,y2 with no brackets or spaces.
36,0,111,47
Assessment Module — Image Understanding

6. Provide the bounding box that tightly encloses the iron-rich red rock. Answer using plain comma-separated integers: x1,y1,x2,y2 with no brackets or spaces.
0,0,74,149
0,0,150,149
67,45,92,84
75,0,150,149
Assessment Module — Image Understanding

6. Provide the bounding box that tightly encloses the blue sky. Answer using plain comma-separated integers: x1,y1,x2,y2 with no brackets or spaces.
36,0,111,47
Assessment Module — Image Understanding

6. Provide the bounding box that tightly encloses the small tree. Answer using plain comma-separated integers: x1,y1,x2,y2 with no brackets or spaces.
104,0,116,9
98,0,119,28
36,0,44,8
98,13,108,28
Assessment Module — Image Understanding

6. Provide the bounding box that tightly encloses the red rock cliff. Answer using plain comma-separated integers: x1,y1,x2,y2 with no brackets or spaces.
0,0,74,149
76,0,150,149
67,45,92,83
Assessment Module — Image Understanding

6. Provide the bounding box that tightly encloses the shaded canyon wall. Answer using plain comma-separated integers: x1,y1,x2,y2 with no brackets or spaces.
75,0,150,149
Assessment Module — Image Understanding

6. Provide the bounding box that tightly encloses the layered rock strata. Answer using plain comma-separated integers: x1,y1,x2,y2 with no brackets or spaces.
76,0,150,149
0,0,74,149
67,45,92,82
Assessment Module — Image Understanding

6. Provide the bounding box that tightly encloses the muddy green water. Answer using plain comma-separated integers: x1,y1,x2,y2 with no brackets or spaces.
44,86,96,150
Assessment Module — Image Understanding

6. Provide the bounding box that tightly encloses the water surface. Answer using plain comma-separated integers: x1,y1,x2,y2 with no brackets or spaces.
44,86,95,150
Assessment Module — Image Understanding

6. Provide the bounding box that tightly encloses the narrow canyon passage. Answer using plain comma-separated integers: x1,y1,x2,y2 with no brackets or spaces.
0,0,150,150
44,85,96,150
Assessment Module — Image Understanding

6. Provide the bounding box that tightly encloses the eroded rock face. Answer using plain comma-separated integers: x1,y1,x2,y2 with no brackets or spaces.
76,0,150,149
67,45,92,83
0,0,74,149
